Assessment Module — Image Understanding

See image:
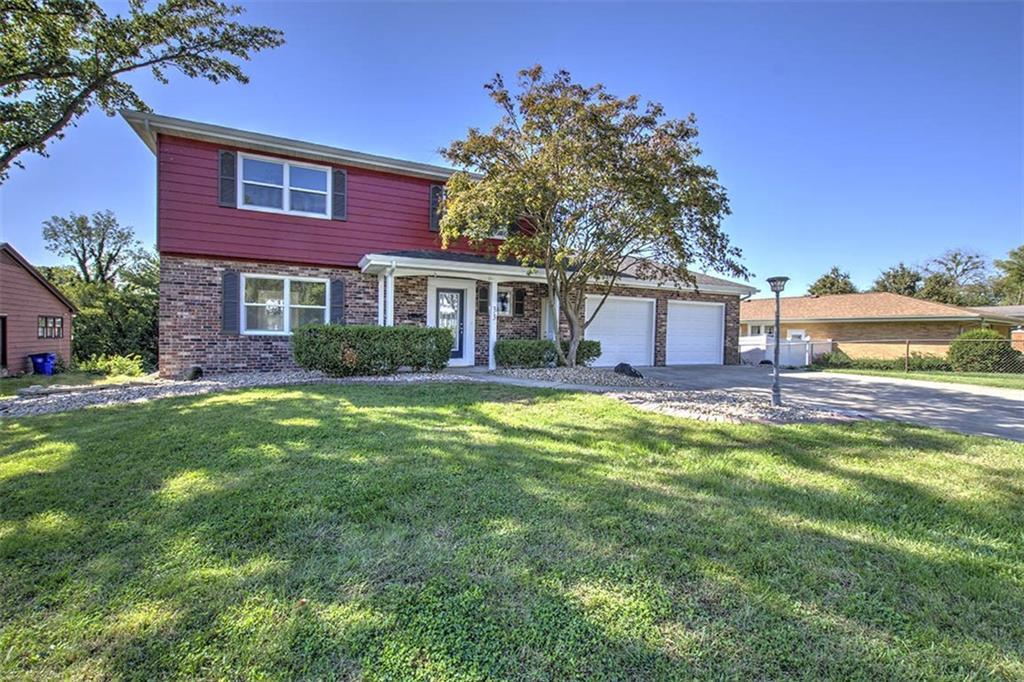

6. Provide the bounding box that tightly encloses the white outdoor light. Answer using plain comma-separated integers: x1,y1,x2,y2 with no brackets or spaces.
766,276,789,406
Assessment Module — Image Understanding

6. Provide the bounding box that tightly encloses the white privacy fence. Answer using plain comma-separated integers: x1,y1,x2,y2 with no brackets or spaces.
739,335,833,367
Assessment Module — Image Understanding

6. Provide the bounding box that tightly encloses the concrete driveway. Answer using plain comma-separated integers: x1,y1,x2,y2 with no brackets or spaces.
641,366,1024,441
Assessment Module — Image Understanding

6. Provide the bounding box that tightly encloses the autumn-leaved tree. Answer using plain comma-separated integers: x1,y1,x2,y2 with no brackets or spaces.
0,0,284,181
439,67,747,366
807,266,857,296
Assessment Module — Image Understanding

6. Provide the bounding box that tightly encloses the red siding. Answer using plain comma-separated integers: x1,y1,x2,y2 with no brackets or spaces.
158,135,496,267
0,251,73,375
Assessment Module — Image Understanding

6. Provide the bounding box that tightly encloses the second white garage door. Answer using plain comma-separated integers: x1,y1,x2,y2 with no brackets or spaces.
666,301,724,365
584,296,655,366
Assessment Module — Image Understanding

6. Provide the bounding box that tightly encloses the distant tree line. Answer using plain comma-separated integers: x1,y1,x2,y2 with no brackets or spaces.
806,245,1024,306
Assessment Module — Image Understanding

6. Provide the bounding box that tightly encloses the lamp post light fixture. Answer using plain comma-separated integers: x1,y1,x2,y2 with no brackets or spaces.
766,276,789,407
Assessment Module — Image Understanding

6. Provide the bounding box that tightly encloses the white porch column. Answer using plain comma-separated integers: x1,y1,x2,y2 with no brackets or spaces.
377,274,385,326
488,280,498,370
385,267,395,327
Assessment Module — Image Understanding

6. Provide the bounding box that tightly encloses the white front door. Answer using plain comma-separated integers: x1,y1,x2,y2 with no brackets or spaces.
426,278,477,367
665,301,725,365
584,295,655,366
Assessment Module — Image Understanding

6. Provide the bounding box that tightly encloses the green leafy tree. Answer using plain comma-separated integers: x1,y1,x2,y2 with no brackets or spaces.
40,213,159,368
42,210,141,283
926,249,987,288
68,253,159,369
917,272,961,305
439,66,747,365
871,262,922,296
807,266,858,296
916,249,997,306
0,0,284,180
993,244,1024,305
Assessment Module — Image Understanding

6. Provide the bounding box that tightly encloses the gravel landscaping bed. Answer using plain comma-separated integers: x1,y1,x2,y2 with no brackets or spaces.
0,371,482,418
608,388,864,424
490,366,670,388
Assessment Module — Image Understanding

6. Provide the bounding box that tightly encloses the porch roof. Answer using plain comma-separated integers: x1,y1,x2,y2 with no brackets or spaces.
358,250,758,296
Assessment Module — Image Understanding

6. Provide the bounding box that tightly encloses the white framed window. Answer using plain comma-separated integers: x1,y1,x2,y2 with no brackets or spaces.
497,287,513,316
238,153,331,218
241,274,328,334
787,329,806,340
749,324,761,335
764,325,775,335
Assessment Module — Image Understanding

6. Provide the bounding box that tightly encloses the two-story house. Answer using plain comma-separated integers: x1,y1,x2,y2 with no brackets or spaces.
122,111,756,378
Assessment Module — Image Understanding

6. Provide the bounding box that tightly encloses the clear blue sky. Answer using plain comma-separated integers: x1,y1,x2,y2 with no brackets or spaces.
1,1,1021,295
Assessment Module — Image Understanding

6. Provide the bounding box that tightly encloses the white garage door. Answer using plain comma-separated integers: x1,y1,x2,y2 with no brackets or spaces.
584,296,655,366
666,301,724,365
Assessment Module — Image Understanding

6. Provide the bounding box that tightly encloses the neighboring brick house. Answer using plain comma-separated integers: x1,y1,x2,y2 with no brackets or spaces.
0,243,76,376
740,292,1019,359
123,111,756,378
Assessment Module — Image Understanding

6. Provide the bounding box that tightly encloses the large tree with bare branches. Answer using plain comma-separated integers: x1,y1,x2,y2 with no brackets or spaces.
0,0,284,181
439,66,747,365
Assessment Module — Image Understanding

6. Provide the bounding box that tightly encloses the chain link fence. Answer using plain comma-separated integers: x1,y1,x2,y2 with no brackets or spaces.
815,337,1024,374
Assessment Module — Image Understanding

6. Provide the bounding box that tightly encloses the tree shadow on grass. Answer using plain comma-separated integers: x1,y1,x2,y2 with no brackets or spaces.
1,382,1022,679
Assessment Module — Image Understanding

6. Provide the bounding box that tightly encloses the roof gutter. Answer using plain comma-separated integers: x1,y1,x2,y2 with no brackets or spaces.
121,110,465,182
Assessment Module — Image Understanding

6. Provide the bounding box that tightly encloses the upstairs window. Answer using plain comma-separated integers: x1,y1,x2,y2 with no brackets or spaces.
37,316,63,338
239,154,330,218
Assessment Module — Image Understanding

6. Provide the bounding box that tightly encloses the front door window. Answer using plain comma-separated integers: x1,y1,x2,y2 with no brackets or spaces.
436,289,465,358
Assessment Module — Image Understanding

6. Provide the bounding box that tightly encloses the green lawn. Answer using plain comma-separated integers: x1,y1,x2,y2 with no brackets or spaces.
2,383,1022,679
0,372,148,397
823,368,1024,390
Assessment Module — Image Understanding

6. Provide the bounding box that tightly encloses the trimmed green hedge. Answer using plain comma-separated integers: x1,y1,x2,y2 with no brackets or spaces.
493,339,604,368
292,325,453,376
494,340,557,368
562,340,602,367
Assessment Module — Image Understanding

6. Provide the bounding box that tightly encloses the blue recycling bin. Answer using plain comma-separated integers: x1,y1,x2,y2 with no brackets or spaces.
29,352,56,376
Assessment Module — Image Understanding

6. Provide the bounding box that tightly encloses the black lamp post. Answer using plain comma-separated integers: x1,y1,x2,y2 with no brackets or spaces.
766,276,789,406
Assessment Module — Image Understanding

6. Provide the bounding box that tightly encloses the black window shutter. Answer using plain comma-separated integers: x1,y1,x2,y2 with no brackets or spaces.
513,289,526,316
330,279,345,324
477,287,488,314
429,185,444,232
222,271,240,333
331,169,347,221
218,150,237,208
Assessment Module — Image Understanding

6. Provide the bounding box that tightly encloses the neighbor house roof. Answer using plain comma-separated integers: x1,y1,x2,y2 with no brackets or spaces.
121,110,460,182
741,292,1019,325
969,305,1024,322
360,250,758,296
0,242,77,312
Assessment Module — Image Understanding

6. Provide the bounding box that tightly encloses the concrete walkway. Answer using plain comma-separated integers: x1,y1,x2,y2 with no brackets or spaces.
641,366,1024,442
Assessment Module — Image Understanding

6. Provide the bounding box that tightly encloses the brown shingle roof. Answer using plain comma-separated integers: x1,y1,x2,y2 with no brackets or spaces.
740,292,1015,323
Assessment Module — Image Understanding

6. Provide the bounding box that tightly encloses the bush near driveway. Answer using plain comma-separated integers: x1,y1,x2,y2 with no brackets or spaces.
293,324,452,376
2,383,1022,679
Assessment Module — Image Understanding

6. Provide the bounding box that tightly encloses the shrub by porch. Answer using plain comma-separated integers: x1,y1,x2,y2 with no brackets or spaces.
292,325,452,376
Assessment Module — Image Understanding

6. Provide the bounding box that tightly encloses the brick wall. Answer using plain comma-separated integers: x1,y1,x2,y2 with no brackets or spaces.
472,283,544,364
160,256,743,375
159,255,378,377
